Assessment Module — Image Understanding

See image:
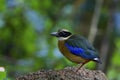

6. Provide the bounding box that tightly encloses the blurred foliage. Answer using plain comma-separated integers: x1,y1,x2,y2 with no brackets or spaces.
0,0,120,80
0,71,6,80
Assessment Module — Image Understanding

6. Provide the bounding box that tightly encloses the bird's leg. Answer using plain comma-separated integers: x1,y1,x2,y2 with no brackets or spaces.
76,60,90,72
76,63,85,72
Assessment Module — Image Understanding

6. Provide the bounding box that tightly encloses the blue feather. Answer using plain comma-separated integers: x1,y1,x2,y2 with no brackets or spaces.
65,43,98,60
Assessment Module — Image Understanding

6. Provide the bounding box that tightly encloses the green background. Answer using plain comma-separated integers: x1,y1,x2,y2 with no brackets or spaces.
0,0,120,80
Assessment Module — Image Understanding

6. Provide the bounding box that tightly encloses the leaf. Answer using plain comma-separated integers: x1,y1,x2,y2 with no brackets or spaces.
0,69,6,80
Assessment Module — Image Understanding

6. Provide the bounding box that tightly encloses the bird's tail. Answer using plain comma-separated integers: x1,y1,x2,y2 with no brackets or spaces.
93,58,102,64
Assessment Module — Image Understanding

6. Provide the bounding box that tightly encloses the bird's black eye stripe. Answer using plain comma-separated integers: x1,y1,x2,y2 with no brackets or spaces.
59,31,72,37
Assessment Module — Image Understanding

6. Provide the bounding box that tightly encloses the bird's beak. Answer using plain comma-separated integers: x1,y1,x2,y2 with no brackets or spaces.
50,32,59,37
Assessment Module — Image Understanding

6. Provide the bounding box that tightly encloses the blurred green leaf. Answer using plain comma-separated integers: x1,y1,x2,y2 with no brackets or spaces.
0,71,6,80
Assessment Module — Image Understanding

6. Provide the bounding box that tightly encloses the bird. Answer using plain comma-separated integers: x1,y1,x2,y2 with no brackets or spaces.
50,29,101,72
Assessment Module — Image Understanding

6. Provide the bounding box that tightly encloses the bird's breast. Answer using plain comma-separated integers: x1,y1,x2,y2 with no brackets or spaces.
58,41,87,63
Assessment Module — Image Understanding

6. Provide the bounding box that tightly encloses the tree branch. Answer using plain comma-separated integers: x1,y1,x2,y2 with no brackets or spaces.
88,0,104,44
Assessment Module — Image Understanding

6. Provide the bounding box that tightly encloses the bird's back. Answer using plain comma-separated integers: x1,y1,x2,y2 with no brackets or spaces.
64,34,101,63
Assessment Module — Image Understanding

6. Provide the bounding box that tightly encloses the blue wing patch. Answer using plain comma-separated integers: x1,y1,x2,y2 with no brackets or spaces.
65,43,98,60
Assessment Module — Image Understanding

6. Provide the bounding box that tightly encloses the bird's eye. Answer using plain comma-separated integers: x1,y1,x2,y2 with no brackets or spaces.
59,31,71,37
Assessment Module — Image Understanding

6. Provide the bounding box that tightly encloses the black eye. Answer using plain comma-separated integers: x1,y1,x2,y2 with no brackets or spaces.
59,31,71,37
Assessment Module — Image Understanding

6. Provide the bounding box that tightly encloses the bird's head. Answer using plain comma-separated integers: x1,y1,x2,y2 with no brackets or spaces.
50,29,72,41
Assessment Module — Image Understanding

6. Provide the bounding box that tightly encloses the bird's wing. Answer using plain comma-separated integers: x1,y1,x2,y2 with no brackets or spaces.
65,35,99,60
